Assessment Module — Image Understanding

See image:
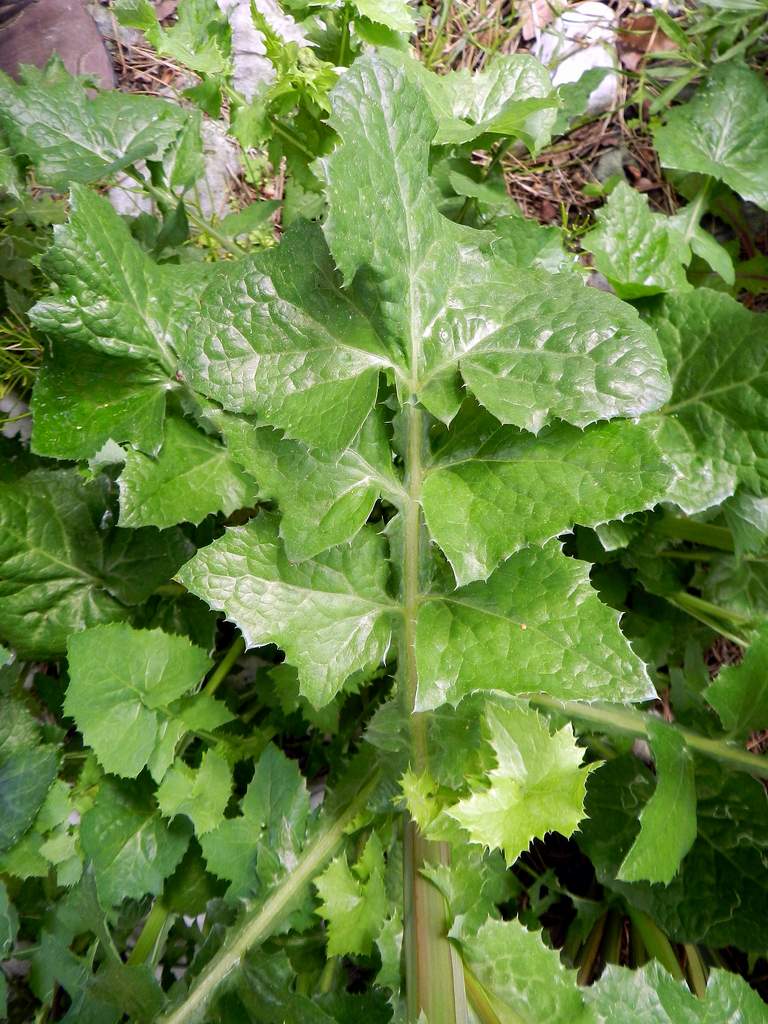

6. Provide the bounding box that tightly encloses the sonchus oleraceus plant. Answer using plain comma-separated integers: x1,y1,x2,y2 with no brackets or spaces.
19,53,705,1023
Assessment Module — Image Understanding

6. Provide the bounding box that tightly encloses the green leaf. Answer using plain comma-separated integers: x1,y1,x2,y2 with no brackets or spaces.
705,623,768,737
0,468,192,658
653,61,768,210
315,833,387,956
423,416,671,584
455,917,588,1023
113,0,160,39
381,51,557,149
580,757,768,950
0,881,17,956
88,963,165,1024
490,212,575,275
31,185,197,367
177,514,395,707
415,541,654,710
218,407,401,561
682,219,735,286
80,777,190,907
0,744,57,854
351,0,415,32
31,342,169,460
178,220,389,452
321,56,669,431
722,491,768,557
0,778,75,882
157,749,232,836
199,744,309,899
652,290,768,510
136,0,230,77
448,704,596,865
586,962,768,1024
118,416,255,528
581,181,691,299
65,623,213,779
0,58,189,189
617,721,697,885
420,844,509,935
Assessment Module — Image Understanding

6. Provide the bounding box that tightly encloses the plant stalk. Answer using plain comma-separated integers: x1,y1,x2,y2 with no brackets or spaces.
205,634,246,697
127,900,172,967
658,513,733,551
156,766,379,1024
530,696,768,779
627,909,683,980
401,401,469,1024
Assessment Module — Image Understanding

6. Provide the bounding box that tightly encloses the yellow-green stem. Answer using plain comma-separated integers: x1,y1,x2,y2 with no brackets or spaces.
401,401,468,1024
530,696,768,779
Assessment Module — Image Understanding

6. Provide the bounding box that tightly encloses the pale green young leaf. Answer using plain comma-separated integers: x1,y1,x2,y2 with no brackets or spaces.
118,416,256,528
200,744,309,899
218,407,401,561
653,61,768,210
178,221,390,452
455,917,589,1024
415,541,654,710
652,290,768,511
618,721,697,885
0,469,192,658
31,342,169,460
351,0,415,32
322,56,670,431
315,833,388,956
0,60,189,189
157,749,232,836
65,623,213,778
423,417,671,584
586,962,768,1024
177,514,395,707
448,704,596,865
706,623,768,737
420,844,510,935
147,692,233,783
80,777,190,907
581,182,691,299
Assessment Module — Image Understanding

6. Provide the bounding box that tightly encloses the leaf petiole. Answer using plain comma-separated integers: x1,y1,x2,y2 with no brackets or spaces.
156,764,380,1024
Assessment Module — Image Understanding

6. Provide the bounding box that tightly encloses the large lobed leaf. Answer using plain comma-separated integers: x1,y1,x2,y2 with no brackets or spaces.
320,56,670,433
415,541,654,710
423,412,671,583
0,58,190,189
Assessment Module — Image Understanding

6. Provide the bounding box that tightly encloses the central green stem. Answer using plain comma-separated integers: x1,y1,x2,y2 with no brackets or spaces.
401,401,468,1023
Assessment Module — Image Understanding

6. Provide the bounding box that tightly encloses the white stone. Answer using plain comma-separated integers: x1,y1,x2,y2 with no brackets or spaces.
215,0,309,102
532,1,619,115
